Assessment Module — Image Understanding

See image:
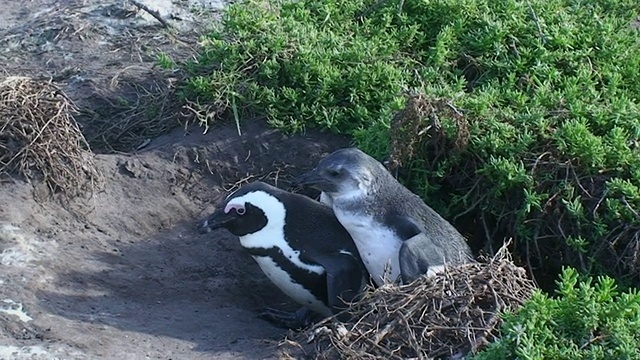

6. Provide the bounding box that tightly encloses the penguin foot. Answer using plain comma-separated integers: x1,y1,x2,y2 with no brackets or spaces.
258,307,320,329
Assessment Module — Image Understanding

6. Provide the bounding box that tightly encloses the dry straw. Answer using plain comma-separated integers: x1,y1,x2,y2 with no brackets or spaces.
281,243,537,360
388,93,470,172
0,76,102,199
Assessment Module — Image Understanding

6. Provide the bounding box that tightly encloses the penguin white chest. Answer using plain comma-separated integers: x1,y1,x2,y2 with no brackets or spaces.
251,256,331,316
237,231,331,317
334,210,402,286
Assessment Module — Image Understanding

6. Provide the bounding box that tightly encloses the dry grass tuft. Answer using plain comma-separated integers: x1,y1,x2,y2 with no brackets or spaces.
80,67,186,152
388,93,469,172
0,76,102,199
280,244,537,360
0,2,205,153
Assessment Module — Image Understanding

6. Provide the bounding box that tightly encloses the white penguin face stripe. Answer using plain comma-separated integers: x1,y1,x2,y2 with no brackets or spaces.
358,169,373,192
333,209,402,287
319,192,333,206
228,191,325,275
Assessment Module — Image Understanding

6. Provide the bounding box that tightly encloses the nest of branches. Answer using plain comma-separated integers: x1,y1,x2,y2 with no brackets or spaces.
387,93,470,172
0,76,102,199
281,245,537,360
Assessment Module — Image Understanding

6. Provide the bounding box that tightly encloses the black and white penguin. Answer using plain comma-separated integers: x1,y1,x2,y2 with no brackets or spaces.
201,181,368,329
295,147,474,286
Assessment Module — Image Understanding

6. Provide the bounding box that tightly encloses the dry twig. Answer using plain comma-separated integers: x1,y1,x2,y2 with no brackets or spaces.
128,0,172,28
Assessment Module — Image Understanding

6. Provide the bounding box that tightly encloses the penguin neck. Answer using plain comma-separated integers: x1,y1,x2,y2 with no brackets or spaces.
236,222,280,249
331,180,372,203
333,190,365,203
331,184,378,214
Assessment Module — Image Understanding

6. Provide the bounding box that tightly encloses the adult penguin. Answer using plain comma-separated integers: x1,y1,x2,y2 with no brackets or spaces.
202,181,368,328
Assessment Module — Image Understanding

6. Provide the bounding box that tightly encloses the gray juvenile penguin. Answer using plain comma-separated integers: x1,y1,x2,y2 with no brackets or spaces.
295,148,474,286
202,181,368,329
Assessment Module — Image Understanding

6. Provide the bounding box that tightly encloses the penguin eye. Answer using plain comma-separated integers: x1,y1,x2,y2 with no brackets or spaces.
236,207,246,215
327,169,341,177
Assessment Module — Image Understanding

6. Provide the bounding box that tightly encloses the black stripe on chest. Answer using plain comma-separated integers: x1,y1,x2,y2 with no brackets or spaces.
245,246,329,306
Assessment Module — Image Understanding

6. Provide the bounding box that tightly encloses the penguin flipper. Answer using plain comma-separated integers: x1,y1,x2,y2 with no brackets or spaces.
399,232,445,284
313,253,365,314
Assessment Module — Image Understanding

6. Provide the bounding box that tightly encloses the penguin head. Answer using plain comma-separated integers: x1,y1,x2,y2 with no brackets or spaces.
295,147,385,199
202,182,285,237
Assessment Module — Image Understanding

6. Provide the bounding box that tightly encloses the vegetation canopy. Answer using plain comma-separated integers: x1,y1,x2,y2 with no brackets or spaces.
185,0,640,290
472,267,640,360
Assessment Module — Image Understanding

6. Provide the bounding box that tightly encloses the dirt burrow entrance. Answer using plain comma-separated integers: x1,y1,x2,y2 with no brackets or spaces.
1,121,350,359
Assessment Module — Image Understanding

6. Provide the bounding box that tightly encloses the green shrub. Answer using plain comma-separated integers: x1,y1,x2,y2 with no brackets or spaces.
473,267,640,360
184,0,640,285
362,0,640,286
183,0,411,133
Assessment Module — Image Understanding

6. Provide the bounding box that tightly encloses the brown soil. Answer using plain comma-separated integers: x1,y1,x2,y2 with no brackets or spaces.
0,1,350,359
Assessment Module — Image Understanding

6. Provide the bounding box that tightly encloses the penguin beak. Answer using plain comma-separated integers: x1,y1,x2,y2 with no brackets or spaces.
200,208,234,234
294,169,326,188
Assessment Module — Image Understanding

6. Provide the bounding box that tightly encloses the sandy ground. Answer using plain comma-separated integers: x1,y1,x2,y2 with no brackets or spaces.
0,1,350,359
